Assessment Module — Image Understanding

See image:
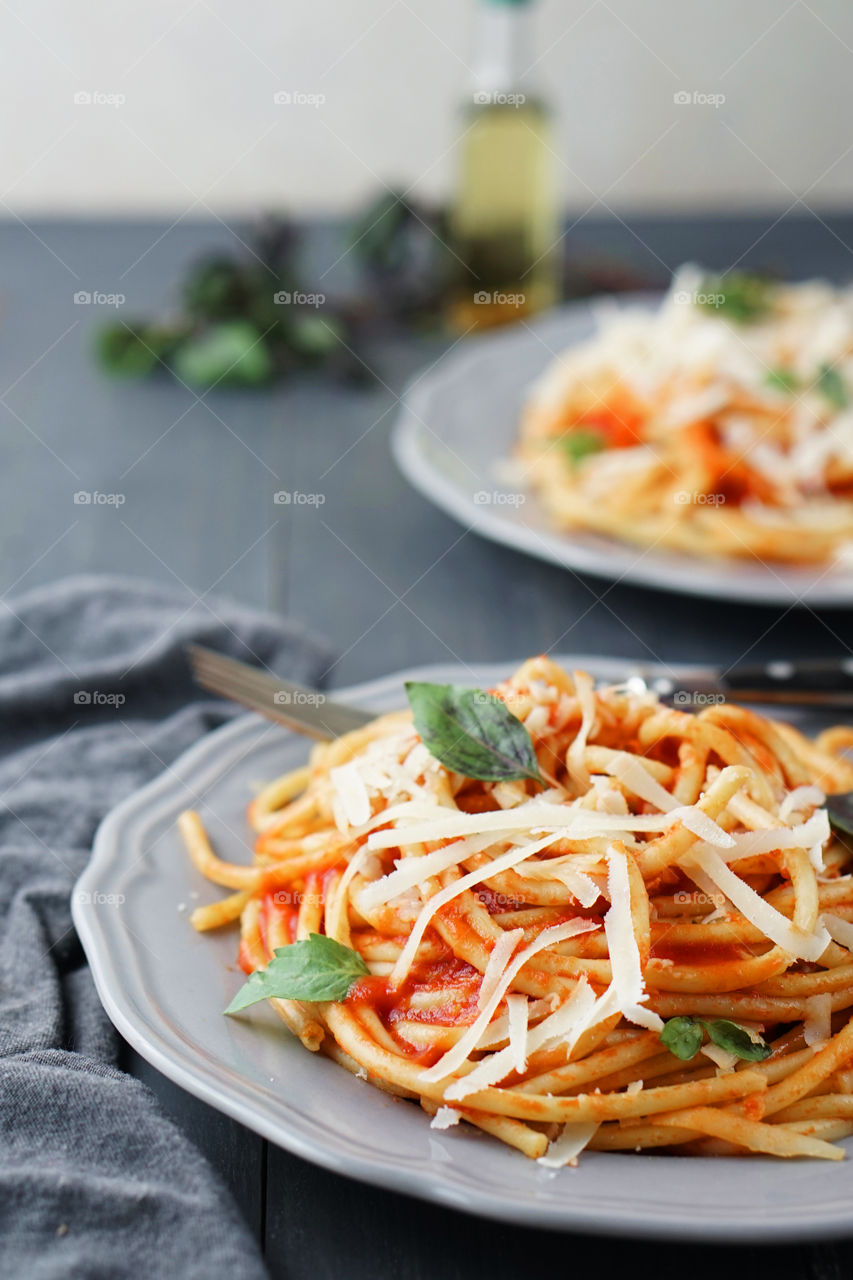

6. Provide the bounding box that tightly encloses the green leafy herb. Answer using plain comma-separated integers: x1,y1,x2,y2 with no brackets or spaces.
95,216,369,391
765,367,799,394
562,429,606,466
817,363,849,410
224,934,369,1013
171,321,273,388
405,682,545,785
660,1016,771,1062
659,1016,704,1060
704,1018,772,1061
96,322,185,378
288,314,342,358
696,273,771,323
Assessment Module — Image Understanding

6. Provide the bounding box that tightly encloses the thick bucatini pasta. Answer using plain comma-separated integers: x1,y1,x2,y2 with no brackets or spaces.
517,268,853,565
181,658,853,1165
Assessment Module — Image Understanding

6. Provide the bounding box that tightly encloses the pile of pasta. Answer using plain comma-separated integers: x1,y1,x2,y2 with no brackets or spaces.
517,267,853,565
181,657,853,1165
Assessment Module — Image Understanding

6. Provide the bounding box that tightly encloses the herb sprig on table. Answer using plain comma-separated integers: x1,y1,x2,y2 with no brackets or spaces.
97,219,364,389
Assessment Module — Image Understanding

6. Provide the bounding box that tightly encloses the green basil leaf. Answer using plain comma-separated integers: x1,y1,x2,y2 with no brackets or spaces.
696,273,770,323
765,367,799,394
171,321,273,388
659,1016,704,1061
405,682,545,785
96,322,182,378
562,429,606,466
817,364,848,410
224,934,369,1013
701,1019,772,1062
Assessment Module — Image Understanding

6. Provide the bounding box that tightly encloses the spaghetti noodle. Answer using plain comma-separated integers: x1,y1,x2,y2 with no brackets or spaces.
517,268,853,565
181,657,853,1164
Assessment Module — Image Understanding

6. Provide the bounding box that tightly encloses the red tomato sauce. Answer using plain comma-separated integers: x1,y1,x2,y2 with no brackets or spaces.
651,939,750,967
237,938,254,975
348,956,483,1061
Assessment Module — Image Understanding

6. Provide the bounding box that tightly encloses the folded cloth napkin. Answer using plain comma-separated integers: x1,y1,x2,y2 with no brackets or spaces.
0,575,331,1279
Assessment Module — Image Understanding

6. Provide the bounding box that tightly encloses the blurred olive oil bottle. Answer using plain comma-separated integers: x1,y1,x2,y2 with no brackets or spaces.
449,0,559,330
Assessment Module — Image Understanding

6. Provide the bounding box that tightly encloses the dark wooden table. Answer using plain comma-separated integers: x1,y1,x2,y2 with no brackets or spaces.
4,212,853,1276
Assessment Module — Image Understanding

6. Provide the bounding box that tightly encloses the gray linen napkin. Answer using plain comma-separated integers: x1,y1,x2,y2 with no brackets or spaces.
0,574,331,1279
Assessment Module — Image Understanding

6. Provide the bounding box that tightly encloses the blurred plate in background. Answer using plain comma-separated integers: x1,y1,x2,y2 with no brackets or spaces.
392,298,853,608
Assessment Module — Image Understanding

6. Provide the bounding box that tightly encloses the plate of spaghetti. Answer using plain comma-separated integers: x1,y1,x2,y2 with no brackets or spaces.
76,657,853,1239
393,271,853,605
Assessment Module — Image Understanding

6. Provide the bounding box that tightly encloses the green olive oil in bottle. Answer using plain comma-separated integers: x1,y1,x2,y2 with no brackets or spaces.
449,0,559,330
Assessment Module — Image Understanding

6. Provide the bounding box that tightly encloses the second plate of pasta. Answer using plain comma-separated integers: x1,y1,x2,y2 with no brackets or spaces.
392,286,853,606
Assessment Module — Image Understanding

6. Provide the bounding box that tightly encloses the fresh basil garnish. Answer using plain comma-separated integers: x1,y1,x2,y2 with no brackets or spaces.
562,429,606,466
704,1018,772,1061
224,934,369,1013
817,364,848,410
696,273,770,323
659,1016,704,1060
660,1015,771,1062
765,367,799,394
405,682,545,785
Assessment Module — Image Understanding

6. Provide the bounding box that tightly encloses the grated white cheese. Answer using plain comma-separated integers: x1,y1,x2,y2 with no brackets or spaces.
506,994,529,1074
476,996,558,1049
604,752,678,813
357,832,499,913
537,1121,599,1169
430,1106,462,1130
701,1044,738,1072
366,800,733,851
779,785,826,823
524,705,550,736
445,978,598,1102
388,830,583,988
330,760,372,831
683,846,831,961
602,845,662,1032
549,863,603,908
821,911,853,952
420,921,599,1086
714,809,830,862
478,930,524,1012
803,993,832,1047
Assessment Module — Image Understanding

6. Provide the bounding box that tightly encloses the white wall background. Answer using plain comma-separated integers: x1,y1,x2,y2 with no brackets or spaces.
2,0,853,217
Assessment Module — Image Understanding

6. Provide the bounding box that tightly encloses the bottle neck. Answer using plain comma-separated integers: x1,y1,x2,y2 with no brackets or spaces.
469,1,533,98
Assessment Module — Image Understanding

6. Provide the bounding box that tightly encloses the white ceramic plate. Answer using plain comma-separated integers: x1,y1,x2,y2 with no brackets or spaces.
75,659,853,1242
392,299,853,607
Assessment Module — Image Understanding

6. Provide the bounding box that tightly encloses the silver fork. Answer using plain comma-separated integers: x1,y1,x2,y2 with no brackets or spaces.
187,644,372,741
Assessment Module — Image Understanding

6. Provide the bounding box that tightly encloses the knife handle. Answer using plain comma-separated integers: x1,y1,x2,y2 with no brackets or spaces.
723,658,853,696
